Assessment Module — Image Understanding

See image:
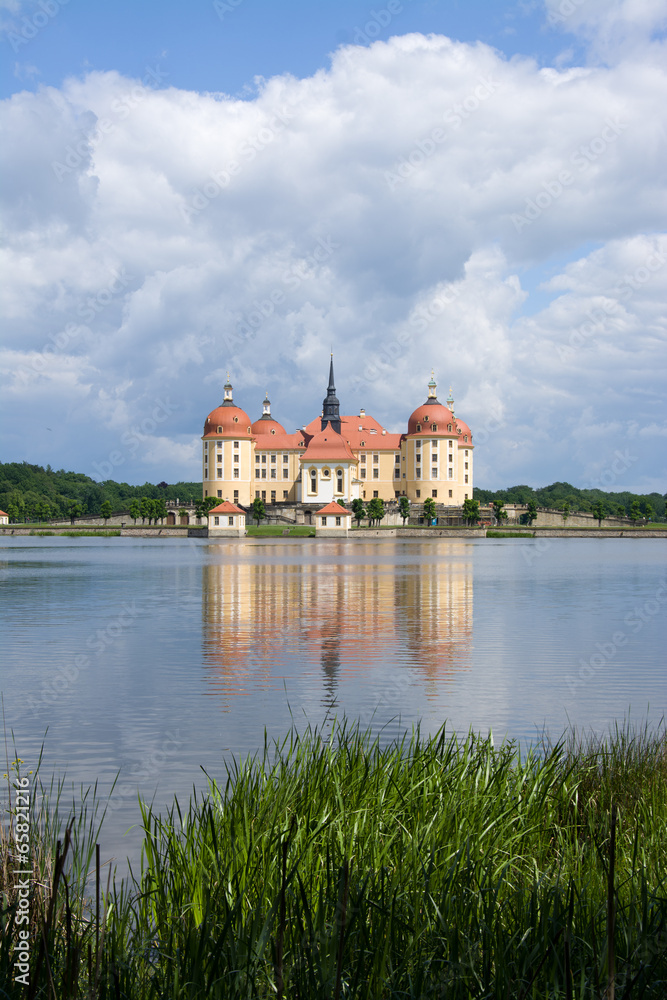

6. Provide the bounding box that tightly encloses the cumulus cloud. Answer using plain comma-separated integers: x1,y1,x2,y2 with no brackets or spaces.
0,27,665,492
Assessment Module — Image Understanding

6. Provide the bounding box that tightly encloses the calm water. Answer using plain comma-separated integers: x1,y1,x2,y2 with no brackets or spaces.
1,536,665,870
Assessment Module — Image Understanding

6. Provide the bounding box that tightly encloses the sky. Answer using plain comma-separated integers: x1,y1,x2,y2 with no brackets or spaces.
1,0,666,493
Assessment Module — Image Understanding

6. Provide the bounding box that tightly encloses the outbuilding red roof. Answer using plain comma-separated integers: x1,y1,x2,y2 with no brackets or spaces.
317,501,350,516
209,501,245,515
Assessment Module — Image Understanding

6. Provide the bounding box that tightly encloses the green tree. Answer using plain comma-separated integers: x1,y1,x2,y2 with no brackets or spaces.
592,501,607,527
462,498,480,525
616,505,625,518
524,500,538,526
351,498,365,526
251,497,266,526
68,501,83,524
100,500,112,524
139,496,153,524
629,500,642,523
7,502,21,523
129,500,141,524
367,498,385,526
641,500,654,521
423,497,437,524
154,499,168,524
398,496,410,525
561,501,570,523
492,500,507,525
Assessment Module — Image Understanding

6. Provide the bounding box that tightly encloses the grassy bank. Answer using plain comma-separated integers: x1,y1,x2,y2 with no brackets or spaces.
247,525,316,536
2,722,667,997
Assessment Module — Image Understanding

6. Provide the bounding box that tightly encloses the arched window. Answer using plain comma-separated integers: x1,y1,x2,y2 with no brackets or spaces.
217,426,222,433
337,470,344,493
447,424,452,432
310,470,317,493
416,424,421,432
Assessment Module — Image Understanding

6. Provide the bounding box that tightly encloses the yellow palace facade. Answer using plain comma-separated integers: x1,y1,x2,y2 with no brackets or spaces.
202,360,473,506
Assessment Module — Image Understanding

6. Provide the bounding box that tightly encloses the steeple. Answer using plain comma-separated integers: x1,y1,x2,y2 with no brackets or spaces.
447,386,455,414
321,354,341,433
222,373,234,406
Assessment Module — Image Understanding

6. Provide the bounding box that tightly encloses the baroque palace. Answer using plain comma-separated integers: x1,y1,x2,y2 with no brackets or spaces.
202,359,473,506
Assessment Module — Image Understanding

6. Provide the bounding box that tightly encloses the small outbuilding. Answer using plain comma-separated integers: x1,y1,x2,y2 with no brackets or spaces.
315,500,351,538
208,501,246,537
0,510,8,525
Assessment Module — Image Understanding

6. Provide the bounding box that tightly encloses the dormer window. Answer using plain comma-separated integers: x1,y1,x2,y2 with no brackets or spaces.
433,425,437,431
447,424,452,432
271,429,276,435
217,426,222,433
233,416,238,423
464,435,468,442
416,424,421,432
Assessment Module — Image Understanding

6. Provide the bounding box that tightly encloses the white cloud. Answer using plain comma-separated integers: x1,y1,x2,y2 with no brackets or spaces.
1,29,665,492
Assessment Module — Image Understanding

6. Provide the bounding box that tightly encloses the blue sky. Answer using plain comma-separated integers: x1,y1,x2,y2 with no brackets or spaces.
1,0,666,492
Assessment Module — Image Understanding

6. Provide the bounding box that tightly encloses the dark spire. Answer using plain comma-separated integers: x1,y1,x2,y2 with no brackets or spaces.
321,354,341,433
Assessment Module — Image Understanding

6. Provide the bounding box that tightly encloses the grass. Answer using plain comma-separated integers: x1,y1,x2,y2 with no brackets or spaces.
26,529,122,537
2,720,667,998
246,525,316,536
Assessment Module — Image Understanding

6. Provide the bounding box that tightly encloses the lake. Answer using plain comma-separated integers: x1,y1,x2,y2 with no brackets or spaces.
1,535,665,871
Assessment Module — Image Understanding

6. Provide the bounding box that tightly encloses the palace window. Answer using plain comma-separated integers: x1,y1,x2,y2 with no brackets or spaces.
361,469,366,478
335,516,341,526
234,441,239,449
416,490,421,498
448,490,452,498
448,469,453,479
447,424,452,432
233,469,239,479
261,455,267,464
270,469,276,479
217,426,222,433
271,491,276,501
465,462,468,470
233,416,238,423
217,490,222,498
395,455,400,464
283,490,288,499
229,516,234,525
432,439,438,447
337,472,343,492
465,494,468,500
432,490,437,498
234,454,239,463
465,450,468,457
310,471,317,493
255,491,260,498
360,454,366,463
322,468,330,478
416,470,421,479
416,424,421,432
464,475,469,483
271,454,277,463
233,490,238,500
394,468,400,478
373,469,379,479
255,469,260,479
373,454,379,464
283,469,289,479
431,467,437,478
214,517,219,525
217,467,222,478
283,454,289,463
255,455,260,463
373,491,378,498
261,470,266,479
464,435,468,442
449,454,453,462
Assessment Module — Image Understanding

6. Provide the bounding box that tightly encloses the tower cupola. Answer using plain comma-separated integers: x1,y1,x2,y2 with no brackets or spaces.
222,374,234,406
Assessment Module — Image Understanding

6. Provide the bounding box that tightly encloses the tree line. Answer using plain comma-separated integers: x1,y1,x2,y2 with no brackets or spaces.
473,481,665,522
0,461,200,523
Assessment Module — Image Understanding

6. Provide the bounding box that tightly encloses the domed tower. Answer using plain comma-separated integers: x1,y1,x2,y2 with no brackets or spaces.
404,372,473,507
202,375,254,506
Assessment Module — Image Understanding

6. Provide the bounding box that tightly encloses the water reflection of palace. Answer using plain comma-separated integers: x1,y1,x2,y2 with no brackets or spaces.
201,543,473,704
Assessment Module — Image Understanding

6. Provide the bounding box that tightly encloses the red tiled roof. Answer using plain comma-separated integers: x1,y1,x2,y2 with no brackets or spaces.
302,428,356,461
209,501,245,515
317,501,350,516
303,415,402,450
203,405,253,438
